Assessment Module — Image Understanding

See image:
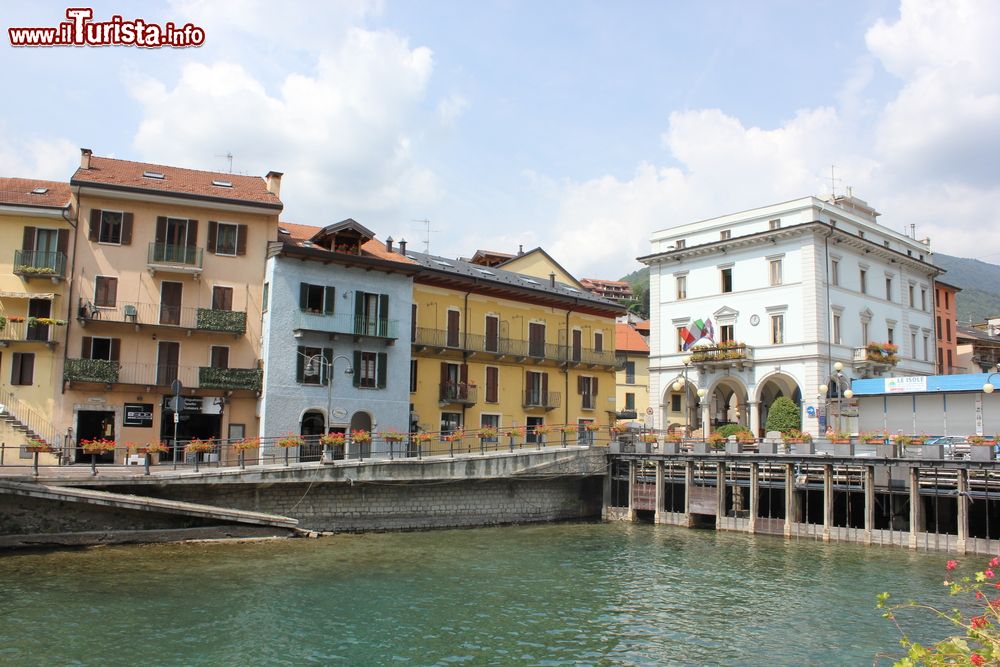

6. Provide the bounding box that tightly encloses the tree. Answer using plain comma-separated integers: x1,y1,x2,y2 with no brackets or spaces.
764,396,800,433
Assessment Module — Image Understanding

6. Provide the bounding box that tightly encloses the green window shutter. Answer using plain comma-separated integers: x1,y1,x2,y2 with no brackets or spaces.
299,283,309,310
377,353,387,388
352,350,362,387
295,346,305,383
378,294,389,336
324,287,336,315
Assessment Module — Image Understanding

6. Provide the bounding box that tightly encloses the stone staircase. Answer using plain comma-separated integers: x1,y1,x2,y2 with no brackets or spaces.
0,387,57,448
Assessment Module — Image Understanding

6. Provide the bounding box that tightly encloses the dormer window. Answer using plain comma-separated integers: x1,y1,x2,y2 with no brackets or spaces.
142,171,165,180
30,187,49,195
309,218,374,254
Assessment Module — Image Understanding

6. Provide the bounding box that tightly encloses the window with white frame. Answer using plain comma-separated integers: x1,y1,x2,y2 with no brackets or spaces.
769,219,781,230
859,268,868,294
720,229,731,240
676,274,687,300
770,314,784,345
768,258,782,286
833,312,842,345
831,259,840,286
720,267,733,293
908,284,915,308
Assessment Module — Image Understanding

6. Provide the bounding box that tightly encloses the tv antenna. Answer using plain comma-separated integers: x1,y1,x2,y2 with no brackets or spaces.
412,218,439,254
828,165,842,198
215,152,234,173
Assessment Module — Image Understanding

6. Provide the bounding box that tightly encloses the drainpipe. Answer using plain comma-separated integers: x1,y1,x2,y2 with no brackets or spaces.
462,286,472,431
59,186,82,396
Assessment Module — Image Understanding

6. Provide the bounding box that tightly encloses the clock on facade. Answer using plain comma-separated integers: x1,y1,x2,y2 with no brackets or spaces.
749,314,760,326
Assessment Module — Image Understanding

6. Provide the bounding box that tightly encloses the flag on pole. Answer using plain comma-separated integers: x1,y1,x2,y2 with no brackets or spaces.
682,317,716,350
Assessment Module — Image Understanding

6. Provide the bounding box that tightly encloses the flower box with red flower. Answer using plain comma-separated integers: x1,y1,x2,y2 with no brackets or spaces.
640,433,658,444
81,438,116,454
350,430,372,444
380,430,406,443
131,441,169,456
583,422,601,432
414,432,434,444
319,433,346,447
233,437,261,451
477,427,498,440
24,438,53,454
185,438,215,455
443,429,464,443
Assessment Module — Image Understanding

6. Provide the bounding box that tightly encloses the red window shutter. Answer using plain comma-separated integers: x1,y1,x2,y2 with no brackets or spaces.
236,225,247,255
81,337,92,359
121,213,133,245
89,210,101,241
110,338,120,362
21,226,35,252
207,221,217,253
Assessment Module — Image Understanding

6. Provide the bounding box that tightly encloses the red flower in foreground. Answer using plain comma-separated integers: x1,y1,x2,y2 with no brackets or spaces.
991,556,1000,567
970,653,985,666
985,569,996,579
971,616,989,630
946,560,958,571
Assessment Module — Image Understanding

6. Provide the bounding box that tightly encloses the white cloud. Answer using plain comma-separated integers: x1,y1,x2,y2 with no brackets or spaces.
545,0,1000,278
0,130,78,180
129,26,440,224
437,93,469,126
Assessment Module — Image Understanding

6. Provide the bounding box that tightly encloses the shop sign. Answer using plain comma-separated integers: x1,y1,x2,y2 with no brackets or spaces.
124,403,154,427
885,376,927,393
161,396,204,413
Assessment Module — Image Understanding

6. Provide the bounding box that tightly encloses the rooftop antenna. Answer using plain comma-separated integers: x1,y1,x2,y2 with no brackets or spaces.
828,165,842,198
215,152,234,173
412,218,439,254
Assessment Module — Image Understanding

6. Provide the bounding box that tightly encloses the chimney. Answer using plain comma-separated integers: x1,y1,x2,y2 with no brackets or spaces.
398,238,407,255
385,236,394,253
518,244,524,255
80,148,92,170
265,170,283,198
549,272,556,288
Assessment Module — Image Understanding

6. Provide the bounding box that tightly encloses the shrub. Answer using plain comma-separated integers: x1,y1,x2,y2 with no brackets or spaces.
717,423,751,439
765,396,801,433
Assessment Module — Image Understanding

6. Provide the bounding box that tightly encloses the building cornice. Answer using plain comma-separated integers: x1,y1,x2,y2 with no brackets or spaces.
71,182,283,214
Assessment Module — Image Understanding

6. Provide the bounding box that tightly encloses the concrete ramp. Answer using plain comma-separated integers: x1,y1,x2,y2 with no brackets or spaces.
0,480,299,530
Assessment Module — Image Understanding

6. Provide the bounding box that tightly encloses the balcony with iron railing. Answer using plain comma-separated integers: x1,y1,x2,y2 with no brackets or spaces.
13,250,67,281
523,390,561,410
688,342,754,369
78,298,247,334
0,318,62,346
293,311,398,340
147,243,203,274
64,359,261,392
413,327,616,367
439,381,477,406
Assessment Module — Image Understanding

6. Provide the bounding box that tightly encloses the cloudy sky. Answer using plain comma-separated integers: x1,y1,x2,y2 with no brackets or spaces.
2,0,998,277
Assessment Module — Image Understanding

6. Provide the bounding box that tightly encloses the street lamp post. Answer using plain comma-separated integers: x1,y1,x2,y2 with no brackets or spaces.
697,387,707,442
302,352,354,461
819,361,854,434
671,355,693,435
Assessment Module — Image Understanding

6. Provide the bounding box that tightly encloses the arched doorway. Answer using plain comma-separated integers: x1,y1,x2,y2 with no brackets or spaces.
350,411,372,457
300,410,325,462
755,373,803,437
704,377,750,433
661,376,701,435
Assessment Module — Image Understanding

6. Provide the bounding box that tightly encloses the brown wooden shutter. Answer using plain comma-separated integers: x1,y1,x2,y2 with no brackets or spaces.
57,229,69,256
486,367,498,403
236,225,247,256
594,332,603,353
593,376,598,394
460,363,468,385
541,372,548,397
440,362,448,386
89,210,101,241
207,221,217,253
155,217,167,244
21,354,33,385
121,213,133,245
109,339,121,362
11,353,22,385
187,220,198,246
577,376,584,394
81,337,92,359
21,227,35,252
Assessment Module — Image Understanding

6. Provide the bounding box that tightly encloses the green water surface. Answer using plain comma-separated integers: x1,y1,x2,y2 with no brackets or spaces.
0,523,962,665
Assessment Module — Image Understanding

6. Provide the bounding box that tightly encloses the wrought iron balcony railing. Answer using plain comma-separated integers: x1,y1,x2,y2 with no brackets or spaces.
13,250,66,279
147,243,203,270
414,327,616,366
439,381,477,405
523,390,561,409
294,311,398,339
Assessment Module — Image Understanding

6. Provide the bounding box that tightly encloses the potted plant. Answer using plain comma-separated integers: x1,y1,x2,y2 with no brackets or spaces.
784,429,814,455
827,429,854,456
350,429,372,458
319,432,346,460
81,437,116,455
969,435,997,462
660,431,682,455
233,437,260,467
478,427,498,440
24,438,53,454
707,431,726,452
276,433,303,449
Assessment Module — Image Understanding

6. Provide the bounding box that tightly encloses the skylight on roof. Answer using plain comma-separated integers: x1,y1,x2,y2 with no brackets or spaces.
278,227,290,235
521,278,540,285
212,180,233,188
564,287,580,293
142,171,165,179
30,187,49,195
434,260,453,267
475,268,494,276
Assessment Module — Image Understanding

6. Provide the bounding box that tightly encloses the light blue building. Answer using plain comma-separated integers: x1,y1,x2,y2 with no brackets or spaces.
259,220,416,459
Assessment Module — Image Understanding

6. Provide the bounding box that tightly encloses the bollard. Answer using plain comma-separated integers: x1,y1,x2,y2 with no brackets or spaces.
195,452,201,473
91,453,97,476
33,450,39,477
239,450,245,470
144,452,151,476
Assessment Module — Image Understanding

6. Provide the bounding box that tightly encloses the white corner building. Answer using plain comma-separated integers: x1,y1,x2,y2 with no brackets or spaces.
639,195,941,437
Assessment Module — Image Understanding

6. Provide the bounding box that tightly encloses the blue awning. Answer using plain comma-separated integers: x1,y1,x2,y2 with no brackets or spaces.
851,373,994,395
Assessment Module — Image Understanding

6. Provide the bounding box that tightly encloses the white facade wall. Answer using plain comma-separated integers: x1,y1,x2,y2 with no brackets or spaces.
259,254,413,441
645,196,938,437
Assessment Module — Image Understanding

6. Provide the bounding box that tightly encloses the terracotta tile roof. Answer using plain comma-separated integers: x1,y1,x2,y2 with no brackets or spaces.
72,156,282,208
278,221,415,265
616,322,649,353
0,178,71,209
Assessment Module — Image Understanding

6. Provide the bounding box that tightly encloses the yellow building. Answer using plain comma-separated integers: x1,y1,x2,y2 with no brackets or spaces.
614,321,650,424
406,246,623,446
60,149,281,463
0,178,73,463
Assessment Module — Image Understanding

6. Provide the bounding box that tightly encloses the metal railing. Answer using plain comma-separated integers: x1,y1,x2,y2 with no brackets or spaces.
63,359,261,390
414,327,617,366
523,390,561,409
78,298,247,333
439,381,477,404
294,311,398,339
0,386,58,447
689,343,754,363
147,243,203,269
0,320,59,344
13,250,66,279
0,424,609,474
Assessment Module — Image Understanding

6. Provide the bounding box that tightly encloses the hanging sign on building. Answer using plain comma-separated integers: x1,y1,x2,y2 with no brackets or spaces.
885,376,927,393
123,403,154,428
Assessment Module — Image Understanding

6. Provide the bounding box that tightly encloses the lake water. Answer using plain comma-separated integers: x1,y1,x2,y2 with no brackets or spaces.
0,523,959,665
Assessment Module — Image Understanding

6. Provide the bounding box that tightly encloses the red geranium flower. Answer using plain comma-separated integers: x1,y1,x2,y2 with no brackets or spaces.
946,560,958,571
971,653,985,666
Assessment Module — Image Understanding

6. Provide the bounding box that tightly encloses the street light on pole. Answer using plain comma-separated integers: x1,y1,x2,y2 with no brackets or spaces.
672,355,693,435
696,387,707,442
302,352,354,461
821,361,852,433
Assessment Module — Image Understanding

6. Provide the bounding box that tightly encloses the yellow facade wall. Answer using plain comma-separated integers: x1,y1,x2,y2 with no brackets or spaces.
615,352,649,422
0,206,73,463
410,284,618,447
60,190,277,461
497,251,583,289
